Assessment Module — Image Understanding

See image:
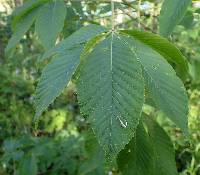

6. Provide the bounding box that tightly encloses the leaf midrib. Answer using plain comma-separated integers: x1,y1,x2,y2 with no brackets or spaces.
109,32,114,146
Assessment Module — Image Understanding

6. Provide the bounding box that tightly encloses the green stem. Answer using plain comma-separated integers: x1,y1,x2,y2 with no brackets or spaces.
138,0,141,28
111,0,115,31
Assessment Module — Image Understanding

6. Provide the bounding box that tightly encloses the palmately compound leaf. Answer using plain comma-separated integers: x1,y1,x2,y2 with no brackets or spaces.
11,0,49,30
120,30,188,80
159,0,192,37
144,116,178,175
35,25,107,118
117,122,154,175
121,34,188,134
77,33,144,158
35,0,66,49
5,8,39,55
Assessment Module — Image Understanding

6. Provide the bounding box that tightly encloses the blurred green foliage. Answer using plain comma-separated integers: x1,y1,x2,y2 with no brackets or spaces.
0,0,200,174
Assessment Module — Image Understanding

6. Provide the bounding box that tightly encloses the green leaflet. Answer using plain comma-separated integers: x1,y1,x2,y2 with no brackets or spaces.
117,122,154,175
120,30,188,80
159,0,192,37
41,24,108,60
79,131,106,175
35,1,66,49
77,34,144,158
9,2,107,57
120,34,188,134
11,0,50,30
189,59,200,84
179,11,195,29
35,25,107,118
80,33,108,61
34,46,83,119
5,7,38,55
118,117,178,175
144,117,178,175
74,33,109,80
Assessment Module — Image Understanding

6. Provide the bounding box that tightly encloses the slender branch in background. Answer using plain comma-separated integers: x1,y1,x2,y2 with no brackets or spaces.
121,0,135,9
120,7,154,32
151,2,158,32
121,0,155,32
84,0,133,4
14,0,22,7
91,12,125,20
138,0,141,28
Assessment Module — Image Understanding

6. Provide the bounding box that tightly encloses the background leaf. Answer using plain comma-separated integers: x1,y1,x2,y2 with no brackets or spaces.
35,0,66,49
117,122,154,175
18,154,37,175
5,8,38,54
179,11,195,29
159,0,192,37
11,0,49,30
79,131,106,175
144,116,178,175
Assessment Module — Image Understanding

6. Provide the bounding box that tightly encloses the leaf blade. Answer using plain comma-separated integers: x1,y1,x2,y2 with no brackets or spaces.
5,8,38,54
34,46,83,119
159,0,192,37
18,154,37,175
35,25,107,118
12,0,49,30
144,117,178,175
77,34,144,157
118,116,178,175
122,34,188,133
120,29,188,80
117,122,154,175
35,1,66,49
41,24,108,60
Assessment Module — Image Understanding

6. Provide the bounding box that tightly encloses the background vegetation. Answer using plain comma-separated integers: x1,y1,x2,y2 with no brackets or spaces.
0,0,200,174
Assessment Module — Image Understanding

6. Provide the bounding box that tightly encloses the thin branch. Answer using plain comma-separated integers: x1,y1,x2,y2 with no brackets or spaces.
120,8,154,32
138,0,141,28
111,0,115,31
